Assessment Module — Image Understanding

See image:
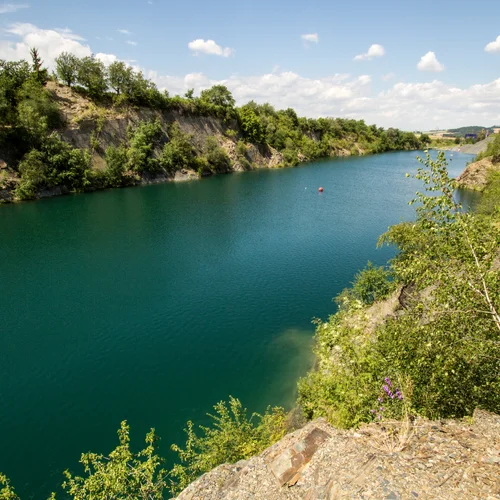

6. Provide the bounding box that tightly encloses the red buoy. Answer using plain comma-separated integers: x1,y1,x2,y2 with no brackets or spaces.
318,187,324,192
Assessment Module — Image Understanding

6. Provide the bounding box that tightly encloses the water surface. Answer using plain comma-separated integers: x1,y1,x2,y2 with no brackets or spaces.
0,150,474,497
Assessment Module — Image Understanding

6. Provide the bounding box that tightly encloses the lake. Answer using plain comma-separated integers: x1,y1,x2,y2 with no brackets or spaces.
0,150,475,497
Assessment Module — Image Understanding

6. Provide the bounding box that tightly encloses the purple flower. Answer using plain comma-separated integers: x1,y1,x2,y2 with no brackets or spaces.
379,407,384,411
385,377,392,387
383,385,395,399
378,397,383,403
370,409,376,413
396,389,403,400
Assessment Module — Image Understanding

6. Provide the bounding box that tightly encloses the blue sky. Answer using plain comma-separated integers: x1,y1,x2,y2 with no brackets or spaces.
1,0,499,129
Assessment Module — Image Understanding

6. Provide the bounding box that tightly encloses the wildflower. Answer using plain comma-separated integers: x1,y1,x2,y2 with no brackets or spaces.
370,409,376,414
378,397,383,403
383,385,395,399
395,389,403,400
385,377,392,387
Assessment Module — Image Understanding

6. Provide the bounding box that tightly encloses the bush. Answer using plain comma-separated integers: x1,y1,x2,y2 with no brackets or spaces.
203,136,231,173
159,122,196,174
126,120,163,174
62,421,166,499
335,262,394,311
15,133,91,199
104,145,128,186
169,397,287,495
475,133,500,163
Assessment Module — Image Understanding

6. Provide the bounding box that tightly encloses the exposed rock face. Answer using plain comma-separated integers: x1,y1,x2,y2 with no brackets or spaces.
456,156,500,191
176,409,500,499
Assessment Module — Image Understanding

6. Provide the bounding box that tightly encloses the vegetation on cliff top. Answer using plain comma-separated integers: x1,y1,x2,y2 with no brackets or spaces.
1,51,426,201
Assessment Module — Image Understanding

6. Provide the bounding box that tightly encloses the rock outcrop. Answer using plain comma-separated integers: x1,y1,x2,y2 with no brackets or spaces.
177,409,500,499
456,156,500,191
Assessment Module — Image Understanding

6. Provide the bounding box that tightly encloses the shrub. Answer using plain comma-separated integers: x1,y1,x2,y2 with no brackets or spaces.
203,136,231,173
62,421,167,499
15,133,91,199
126,120,163,174
169,397,287,495
159,122,196,174
104,145,128,186
335,262,394,311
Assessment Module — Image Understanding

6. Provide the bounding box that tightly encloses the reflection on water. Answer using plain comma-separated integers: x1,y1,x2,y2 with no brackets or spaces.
266,328,315,409
456,188,482,212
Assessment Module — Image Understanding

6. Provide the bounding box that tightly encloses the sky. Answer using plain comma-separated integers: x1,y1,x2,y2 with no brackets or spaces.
0,0,499,130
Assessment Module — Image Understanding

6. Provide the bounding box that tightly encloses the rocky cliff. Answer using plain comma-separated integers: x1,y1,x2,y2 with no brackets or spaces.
456,156,500,191
176,409,500,499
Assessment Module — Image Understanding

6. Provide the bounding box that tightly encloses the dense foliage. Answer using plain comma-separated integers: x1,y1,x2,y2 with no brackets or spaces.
0,51,428,201
298,151,500,428
475,132,500,163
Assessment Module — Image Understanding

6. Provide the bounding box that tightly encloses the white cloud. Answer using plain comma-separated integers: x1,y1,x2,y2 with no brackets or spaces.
354,44,385,61
95,53,117,65
117,29,132,35
301,33,319,44
381,72,395,81
417,51,444,72
126,40,137,46
0,3,28,14
188,39,233,57
0,23,116,70
149,69,500,130
485,35,500,53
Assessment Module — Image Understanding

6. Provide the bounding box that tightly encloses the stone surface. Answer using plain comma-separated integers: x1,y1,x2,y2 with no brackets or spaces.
456,156,500,191
176,410,500,499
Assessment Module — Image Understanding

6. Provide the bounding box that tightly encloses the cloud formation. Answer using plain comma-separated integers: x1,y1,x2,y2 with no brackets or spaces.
417,51,444,72
149,69,500,130
188,38,233,57
354,44,385,61
484,35,500,53
0,23,116,70
0,3,28,14
117,29,132,35
126,40,137,46
301,33,319,44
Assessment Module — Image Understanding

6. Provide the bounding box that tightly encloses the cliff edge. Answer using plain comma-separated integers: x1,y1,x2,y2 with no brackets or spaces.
456,156,500,191
176,409,500,499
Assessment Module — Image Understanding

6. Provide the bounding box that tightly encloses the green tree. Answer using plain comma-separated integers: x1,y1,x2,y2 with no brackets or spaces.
203,136,231,173
238,105,265,143
30,47,48,85
62,421,167,499
104,145,128,186
159,122,196,174
55,52,80,87
16,79,61,143
108,61,134,95
200,85,235,108
126,119,163,173
77,56,107,100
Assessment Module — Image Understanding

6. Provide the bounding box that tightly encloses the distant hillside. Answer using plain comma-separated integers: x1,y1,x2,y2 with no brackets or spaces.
448,126,493,136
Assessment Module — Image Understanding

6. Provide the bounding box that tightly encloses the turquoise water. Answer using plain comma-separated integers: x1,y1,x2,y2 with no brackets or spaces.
0,151,475,497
